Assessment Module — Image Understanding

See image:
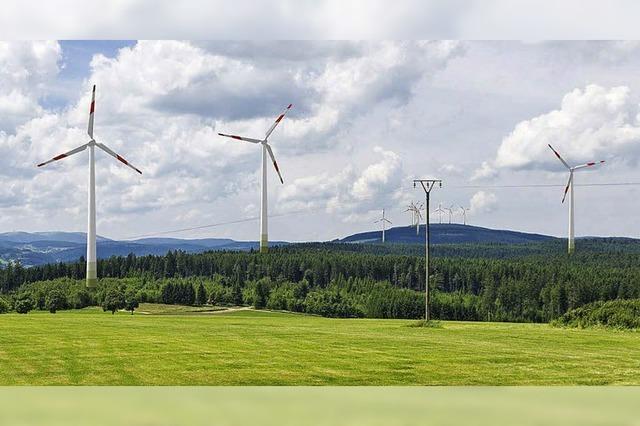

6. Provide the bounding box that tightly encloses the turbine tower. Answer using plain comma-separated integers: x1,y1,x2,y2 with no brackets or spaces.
218,104,291,253
548,144,605,254
446,205,455,224
374,209,392,242
459,206,470,225
404,202,423,234
404,202,417,227
413,202,424,235
37,85,142,288
434,203,445,224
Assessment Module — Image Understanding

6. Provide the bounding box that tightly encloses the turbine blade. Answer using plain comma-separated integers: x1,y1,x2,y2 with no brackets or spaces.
96,142,142,174
265,104,292,139
37,143,88,168
561,174,572,203
548,144,571,169
218,133,262,144
88,85,96,139
572,160,605,170
265,143,284,184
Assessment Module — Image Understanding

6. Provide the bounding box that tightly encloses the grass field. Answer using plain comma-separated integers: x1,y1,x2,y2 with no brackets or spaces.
1,306,639,385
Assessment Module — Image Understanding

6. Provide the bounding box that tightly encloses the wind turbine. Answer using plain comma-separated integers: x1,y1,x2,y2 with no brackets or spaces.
404,202,417,227
218,104,291,253
36,85,142,288
413,202,424,235
446,204,455,224
548,144,605,254
434,203,445,224
374,209,392,242
459,206,470,225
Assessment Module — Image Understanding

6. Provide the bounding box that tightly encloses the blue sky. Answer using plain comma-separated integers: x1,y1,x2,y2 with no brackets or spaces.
1,40,640,241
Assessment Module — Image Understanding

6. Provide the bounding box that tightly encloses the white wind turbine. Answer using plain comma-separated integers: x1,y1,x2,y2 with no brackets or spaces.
375,209,392,243
37,85,142,288
434,203,445,224
446,204,455,224
548,144,605,254
218,104,291,253
412,202,424,235
404,202,417,227
459,206,470,225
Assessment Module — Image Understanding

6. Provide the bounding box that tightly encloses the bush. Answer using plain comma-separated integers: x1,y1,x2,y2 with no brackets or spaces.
14,297,34,314
244,278,273,309
304,290,363,318
196,282,207,306
102,287,126,314
552,299,640,330
0,297,10,314
125,289,139,315
46,289,68,314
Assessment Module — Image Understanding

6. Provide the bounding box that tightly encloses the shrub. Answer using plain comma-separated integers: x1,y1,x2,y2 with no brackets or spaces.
125,289,139,315
0,297,10,314
552,299,640,330
46,289,68,314
102,287,126,314
14,297,34,314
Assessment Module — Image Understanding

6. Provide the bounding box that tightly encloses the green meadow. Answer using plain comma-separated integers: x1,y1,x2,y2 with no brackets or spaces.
1,306,639,385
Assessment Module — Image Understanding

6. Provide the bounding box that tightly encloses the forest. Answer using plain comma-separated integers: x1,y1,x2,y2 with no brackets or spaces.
1,240,640,322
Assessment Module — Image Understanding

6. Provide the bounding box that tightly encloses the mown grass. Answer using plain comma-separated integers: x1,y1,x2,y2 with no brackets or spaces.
1,307,639,385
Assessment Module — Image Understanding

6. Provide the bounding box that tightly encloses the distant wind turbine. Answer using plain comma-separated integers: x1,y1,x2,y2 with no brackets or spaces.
413,202,424,235
446,204,455,224
218,104,291,253
36,85,142,288
404,202,417,227
404,202,423,234
548,144,605,254
459,206,470,225
374,209,392,242
434,203,445,224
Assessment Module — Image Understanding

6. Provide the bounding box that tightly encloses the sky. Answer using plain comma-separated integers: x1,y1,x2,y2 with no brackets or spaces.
1,40,640,241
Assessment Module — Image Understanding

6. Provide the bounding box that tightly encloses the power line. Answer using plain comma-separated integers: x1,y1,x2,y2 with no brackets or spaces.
448,182,640,189
122,181,640,240
124,210,309,240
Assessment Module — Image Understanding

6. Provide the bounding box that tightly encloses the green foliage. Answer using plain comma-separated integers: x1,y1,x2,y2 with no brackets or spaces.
196,282,207,306
552,299,640,330
304,290,363,318
2,239,640,321
102,287,126,314
45,289,67,314
0,297,9,314
14,296,34,314
125,289,139,315
244,277,273,309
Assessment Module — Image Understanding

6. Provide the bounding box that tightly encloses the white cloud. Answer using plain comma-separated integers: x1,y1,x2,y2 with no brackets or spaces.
470,161,498,181
494,84,640,171
279,146,405,221
0,41,61,131
469,191,497,213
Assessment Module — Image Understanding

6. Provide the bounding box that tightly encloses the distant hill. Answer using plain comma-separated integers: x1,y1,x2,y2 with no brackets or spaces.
0,232,287,267
336,224,558,245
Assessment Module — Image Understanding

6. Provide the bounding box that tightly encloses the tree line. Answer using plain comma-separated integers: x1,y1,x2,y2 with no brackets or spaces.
1,241,639,322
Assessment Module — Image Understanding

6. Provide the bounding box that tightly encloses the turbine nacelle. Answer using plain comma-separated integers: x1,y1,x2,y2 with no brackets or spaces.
218,103,291,185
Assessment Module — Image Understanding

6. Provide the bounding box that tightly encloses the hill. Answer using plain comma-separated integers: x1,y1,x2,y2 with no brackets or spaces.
0,232,287,267
336,224,557,244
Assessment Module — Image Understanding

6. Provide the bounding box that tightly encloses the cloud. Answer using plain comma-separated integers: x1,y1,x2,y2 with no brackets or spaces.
469,191,497,213
279,146,405,220
0,41,61,131
438,163,463,175
494,84,640,171
470,161,498,181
